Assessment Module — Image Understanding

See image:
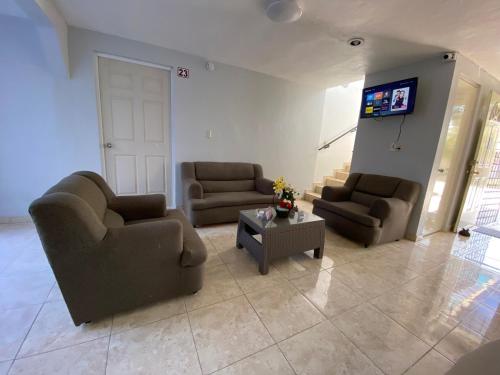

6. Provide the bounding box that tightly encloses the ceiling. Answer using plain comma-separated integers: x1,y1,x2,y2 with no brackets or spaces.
15,0,500,87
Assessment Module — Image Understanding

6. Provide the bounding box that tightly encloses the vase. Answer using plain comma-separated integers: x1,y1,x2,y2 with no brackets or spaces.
275,206,290,218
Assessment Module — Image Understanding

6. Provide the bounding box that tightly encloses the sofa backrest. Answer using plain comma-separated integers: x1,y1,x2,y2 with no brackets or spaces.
349,173,420,206
191,162,262,193
29,174,109,254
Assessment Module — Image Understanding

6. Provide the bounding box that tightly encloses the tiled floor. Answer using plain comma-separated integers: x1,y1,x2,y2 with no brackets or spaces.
0,200,499,374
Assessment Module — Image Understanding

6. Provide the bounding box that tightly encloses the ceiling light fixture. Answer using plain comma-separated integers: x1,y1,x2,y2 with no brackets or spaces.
348,37,365,47
266,0,302,23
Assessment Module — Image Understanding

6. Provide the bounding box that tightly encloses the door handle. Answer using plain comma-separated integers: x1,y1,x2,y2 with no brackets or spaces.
105,142,113,149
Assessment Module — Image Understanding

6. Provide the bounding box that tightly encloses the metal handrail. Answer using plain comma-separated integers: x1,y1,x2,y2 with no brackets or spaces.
318,125,357,151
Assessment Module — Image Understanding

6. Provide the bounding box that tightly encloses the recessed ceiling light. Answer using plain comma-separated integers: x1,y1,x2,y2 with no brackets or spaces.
348,37,365,47
266,0,303,23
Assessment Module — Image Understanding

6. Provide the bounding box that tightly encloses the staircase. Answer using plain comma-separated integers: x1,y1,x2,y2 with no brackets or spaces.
304,161,351,202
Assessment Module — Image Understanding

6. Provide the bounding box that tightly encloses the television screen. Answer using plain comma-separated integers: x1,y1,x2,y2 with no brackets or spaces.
360,77,418,118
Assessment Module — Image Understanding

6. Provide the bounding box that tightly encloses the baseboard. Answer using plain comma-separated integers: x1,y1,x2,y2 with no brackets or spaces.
0,216,33,224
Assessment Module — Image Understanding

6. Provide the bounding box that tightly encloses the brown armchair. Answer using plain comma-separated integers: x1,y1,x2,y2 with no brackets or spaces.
29,171,206,326
312,173,420,246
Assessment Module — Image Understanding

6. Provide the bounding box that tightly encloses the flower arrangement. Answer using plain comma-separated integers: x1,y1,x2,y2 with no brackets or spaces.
273,176,299,213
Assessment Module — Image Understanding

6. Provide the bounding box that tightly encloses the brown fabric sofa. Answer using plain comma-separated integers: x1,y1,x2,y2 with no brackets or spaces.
312,173,420,246
29,171,206,326
181,162,275,226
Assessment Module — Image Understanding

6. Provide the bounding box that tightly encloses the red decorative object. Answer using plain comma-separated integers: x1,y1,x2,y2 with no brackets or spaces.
177,67,189,79
279,200,292,209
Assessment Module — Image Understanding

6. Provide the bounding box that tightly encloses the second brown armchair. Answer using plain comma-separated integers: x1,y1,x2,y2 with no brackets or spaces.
312,173,420,246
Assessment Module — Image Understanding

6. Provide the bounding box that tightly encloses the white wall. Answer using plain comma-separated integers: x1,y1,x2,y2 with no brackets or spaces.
314,80,363,181
0,17,325,217
351,57,456,239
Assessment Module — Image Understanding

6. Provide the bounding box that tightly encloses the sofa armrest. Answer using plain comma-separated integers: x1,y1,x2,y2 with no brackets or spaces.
184,179,203,200
104,219,183,264
369,197,410,224
321,186,351,202
256,177,275,195
108,194,166,221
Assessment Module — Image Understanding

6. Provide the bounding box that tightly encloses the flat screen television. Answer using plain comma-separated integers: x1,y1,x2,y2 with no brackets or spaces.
360,77,418,118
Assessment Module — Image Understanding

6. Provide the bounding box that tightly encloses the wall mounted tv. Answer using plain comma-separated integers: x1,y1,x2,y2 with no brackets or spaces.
360,77,418,118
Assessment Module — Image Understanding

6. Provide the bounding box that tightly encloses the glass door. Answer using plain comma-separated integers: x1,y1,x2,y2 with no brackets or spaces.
423,78,479,235
455,92,500,230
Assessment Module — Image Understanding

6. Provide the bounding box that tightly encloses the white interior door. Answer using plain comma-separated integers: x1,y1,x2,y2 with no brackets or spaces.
98,56,171,198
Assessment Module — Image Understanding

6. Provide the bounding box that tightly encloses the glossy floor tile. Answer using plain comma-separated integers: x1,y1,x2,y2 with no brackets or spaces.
0,361,11,375
18,301,112,357
213,345,294,375
435,324,489,362
246,281,324,341
111,296,186,334
291,270,365,318
1,203,499,374
332,303,430,375
279,320,383,375
0,305,40,361
404,349,453,375
107,314,200,375
188,296,273,374
372,289,459,345
184,263,242,311
10,337,108,375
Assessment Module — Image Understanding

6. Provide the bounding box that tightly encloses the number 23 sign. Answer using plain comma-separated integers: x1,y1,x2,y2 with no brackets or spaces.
177,67,189,79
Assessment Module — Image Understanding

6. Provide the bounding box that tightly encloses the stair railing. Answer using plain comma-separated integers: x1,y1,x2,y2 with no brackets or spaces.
318,125,357,151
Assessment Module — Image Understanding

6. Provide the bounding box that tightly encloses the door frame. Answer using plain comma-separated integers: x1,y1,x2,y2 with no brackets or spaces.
451,90,496,230
93,52,174,205
419,73,481,236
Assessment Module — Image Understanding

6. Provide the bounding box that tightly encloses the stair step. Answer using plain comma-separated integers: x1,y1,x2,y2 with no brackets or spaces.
324,176,345,187
334,170,349,181
343,162,351,172
312,183,324,194
303,190,321,203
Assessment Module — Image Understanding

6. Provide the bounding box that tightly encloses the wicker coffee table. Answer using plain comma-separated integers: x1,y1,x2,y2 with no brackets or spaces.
236,209,325,275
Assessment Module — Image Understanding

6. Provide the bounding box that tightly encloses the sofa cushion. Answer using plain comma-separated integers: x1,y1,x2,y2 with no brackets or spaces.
45,175,107,220
194,162,255,180
351,191,379,207
199,180,256,193
191,191,274,210
103,209,124,228
354,174,402,197
126,209,207,267
314,200,380,227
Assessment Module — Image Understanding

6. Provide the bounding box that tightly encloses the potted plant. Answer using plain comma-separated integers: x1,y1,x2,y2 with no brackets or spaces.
273,176,299,218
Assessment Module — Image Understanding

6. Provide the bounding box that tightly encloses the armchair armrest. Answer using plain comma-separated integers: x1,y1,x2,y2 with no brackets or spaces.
108,194,166,221
369,197,410,225
184,179,203,200
256,177,275,195
104,219,183,264
321,186,351,202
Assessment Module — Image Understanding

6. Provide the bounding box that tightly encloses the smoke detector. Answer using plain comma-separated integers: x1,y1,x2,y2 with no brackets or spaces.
348,37,365,47
266,0,302,23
